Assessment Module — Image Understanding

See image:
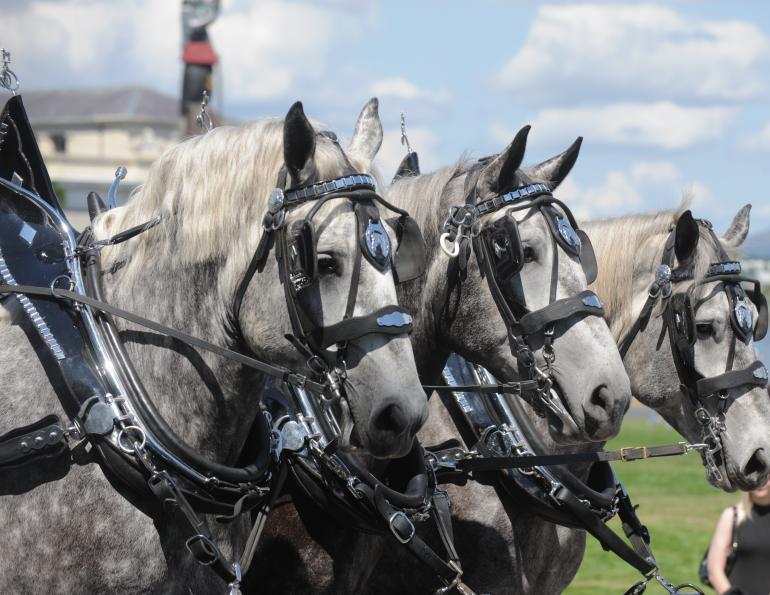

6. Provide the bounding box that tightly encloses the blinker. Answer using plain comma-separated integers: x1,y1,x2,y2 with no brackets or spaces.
483,212,523,282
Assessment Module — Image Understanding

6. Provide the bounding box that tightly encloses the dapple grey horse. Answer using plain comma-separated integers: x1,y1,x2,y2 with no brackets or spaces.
362,143,770,594
0,99,427,594
251,127,633,593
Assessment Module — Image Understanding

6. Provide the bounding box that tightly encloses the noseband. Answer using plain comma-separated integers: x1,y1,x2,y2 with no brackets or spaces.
438,164,604,428
619,219,769,482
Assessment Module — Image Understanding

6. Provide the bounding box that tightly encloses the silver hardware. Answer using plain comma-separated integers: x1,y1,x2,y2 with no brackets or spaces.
280,419,308,452
268,188,284,214
556,215,581,252
754,365,769,382
376,311,412,328
0,49,20,95
734,296,753,336
117,425,147,454
196,90,214,133
11,172,23,186
400,112,412,154
0,251,66,359
365,219,390,265
654,264,673,298
388,511,415,544
582,293,603,309
227,562,243,595
108,166,127,209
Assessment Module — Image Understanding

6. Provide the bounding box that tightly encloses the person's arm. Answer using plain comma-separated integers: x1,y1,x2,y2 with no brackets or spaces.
707,507,736,594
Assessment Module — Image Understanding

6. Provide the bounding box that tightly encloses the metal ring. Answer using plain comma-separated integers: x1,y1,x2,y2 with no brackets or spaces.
50,274,74,293
270,209,286,231
440,232,460,257
117,425,146,454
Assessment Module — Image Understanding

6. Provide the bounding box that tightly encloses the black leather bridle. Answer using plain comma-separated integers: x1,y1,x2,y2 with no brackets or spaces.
437,164,605,430
619,218,769,482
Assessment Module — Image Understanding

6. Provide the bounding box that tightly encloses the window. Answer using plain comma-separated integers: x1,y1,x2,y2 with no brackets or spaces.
50,133,66,153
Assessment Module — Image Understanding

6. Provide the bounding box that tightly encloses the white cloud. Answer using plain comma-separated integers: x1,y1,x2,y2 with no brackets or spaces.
497,3,770,104
1,1,367,104
555,160,713,220
493,102,736,150
1,1,179,91
368,77,451,103
375,126,439,182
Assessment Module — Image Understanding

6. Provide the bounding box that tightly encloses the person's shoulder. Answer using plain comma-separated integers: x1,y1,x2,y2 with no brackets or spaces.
718,507,735,523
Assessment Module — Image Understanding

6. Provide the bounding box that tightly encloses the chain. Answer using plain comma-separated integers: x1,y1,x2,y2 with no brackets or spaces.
0,48,20,95
196,90,213,132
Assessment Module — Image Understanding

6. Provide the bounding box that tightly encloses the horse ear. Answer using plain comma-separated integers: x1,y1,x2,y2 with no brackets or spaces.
479,125,530,194
283,101,316,181
347,97,383,167
721,204,751,248
675,210,700,264
528,137,583,190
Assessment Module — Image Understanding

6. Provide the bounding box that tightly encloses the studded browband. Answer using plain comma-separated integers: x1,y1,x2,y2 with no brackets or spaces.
475,182,550,215
282,174,376,206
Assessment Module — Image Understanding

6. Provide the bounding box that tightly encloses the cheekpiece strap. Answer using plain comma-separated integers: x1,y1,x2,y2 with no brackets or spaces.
475,183,550,215
284,174,376,207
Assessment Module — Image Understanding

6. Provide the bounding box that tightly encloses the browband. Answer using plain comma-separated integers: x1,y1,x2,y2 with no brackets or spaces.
476,182,551,215
283,174,376,206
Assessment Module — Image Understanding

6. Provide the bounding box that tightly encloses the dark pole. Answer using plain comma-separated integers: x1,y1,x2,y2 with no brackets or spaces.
181,0,220,133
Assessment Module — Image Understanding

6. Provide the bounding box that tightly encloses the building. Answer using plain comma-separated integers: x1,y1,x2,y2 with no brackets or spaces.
22,86,184,226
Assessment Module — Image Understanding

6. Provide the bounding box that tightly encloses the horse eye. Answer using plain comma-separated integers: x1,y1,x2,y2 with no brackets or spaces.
523,247,536,263
318,255,339,276
696,322,714,337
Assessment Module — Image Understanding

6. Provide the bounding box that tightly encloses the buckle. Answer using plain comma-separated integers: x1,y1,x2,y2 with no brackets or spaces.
388,511,415,544
620,446,648,462
185,534,220,566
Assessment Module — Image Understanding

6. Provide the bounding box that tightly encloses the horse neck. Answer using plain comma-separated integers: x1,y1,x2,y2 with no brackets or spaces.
388,174,458,384
100,245,261,465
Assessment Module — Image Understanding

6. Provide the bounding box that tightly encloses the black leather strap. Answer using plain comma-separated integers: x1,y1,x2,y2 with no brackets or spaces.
696,360,768,398
517,290,604,337
451,442,689,472
0,414,67,467
310,305,412,349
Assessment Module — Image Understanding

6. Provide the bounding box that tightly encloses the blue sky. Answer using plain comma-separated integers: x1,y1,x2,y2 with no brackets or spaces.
4,0,770,236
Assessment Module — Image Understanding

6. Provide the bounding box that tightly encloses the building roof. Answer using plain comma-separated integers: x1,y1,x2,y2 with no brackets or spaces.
20,86,180,126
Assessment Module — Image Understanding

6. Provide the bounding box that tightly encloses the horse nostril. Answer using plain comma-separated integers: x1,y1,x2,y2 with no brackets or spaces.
743,449,769,478
373,403,408,436
589,384,609,411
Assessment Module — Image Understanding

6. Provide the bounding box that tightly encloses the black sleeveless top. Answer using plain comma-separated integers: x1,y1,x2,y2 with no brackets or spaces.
729,503,770,595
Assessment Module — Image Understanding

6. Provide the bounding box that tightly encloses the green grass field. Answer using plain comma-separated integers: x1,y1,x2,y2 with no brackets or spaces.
565,416,735,594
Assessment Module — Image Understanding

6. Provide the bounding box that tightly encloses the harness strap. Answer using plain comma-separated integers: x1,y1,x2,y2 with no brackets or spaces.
448,442,689,472
147,470,238,584
0,283,330,395
422,379,543,395
556,486,657,575
0,414,67,467
696,360,768,398
517,289,604,337
373,486,469,591
310,305,412,349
